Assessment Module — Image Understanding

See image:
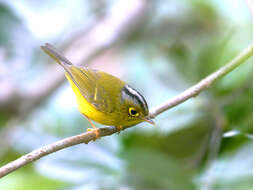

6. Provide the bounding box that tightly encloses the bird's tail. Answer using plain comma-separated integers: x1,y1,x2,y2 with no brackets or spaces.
41,43,72,71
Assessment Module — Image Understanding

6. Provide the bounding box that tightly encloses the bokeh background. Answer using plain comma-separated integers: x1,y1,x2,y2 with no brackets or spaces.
1,0,253,189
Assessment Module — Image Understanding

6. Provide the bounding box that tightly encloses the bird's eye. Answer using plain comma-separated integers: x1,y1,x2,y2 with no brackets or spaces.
129,107,139,117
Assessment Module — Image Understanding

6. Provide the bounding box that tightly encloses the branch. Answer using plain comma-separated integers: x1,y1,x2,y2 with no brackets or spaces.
1,43,253,178
149,44,253,117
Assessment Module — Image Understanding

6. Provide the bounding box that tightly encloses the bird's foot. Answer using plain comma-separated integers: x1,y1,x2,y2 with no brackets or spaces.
87,128,100,140
115,126,123,134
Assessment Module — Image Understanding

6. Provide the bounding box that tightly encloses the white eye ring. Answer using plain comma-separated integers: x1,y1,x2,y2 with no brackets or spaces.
129,107,139,117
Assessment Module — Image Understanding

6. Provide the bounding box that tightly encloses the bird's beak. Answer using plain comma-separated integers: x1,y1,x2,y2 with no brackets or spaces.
142,116,155,126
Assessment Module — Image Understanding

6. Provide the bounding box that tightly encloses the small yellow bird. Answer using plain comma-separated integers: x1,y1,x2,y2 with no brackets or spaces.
41,43,154,138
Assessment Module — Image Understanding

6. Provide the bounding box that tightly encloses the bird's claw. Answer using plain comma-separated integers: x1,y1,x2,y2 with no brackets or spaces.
115,126,123,134
87,128,100,140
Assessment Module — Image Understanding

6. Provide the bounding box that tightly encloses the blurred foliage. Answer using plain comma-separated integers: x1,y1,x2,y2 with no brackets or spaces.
1,0,253,190
0,148,68,189
0,169,68,190
120,119,211,190
0,4,21,48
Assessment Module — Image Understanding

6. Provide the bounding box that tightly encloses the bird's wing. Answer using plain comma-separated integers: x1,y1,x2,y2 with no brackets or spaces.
41,43,116,113
67,66,116,113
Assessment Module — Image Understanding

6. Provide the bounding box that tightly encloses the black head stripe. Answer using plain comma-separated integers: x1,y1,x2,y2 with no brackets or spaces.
121,85,149,114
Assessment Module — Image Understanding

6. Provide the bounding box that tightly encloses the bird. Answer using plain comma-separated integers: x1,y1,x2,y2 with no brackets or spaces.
41,43,154,139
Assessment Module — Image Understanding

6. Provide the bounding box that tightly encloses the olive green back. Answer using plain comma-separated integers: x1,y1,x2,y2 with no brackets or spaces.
68,66,126,114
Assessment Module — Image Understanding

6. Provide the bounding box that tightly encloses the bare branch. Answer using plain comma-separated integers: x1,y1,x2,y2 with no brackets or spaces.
0,126,118,178
0,43,253,178
149,44,253,117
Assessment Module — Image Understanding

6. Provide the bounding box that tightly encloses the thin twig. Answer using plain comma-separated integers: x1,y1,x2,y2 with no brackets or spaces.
0,43,253,178
149,44,253,117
